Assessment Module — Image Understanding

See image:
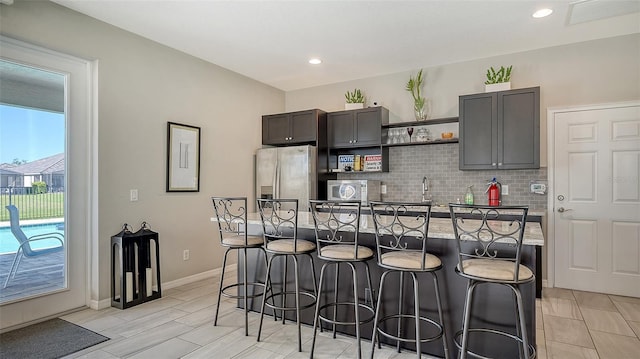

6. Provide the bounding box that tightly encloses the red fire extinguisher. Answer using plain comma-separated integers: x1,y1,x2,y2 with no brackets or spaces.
485,177,501,206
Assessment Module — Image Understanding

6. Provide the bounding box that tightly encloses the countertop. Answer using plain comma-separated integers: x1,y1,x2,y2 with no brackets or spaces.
238,211,545,246
429,205,546,217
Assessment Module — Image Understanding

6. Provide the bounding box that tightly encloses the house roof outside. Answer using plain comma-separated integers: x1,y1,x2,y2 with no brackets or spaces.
0,166,20,175
2,153,65,175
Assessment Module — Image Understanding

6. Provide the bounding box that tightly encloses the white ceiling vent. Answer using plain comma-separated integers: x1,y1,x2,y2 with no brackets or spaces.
568,0,640,25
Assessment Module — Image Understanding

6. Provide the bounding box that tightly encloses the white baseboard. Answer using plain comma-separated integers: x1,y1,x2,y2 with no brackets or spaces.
90,298,111,310
162,264,231,290
89,264,235,310
542,279,549,288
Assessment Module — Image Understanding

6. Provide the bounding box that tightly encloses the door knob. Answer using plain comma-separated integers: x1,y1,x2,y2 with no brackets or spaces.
557,207,572,213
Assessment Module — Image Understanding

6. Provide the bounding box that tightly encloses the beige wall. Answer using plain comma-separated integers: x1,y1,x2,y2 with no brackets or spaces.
286,33,640,167
1,0,284,302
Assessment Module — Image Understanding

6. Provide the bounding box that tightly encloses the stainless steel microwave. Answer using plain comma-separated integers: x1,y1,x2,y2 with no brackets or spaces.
327,180,381,205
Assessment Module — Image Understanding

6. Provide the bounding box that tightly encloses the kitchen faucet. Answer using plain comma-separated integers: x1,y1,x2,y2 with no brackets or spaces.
422,176,431,202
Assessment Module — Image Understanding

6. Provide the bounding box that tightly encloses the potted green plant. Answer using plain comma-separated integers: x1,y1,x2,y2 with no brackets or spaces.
345,88,365,110
406,69,429,121
485,65,512,92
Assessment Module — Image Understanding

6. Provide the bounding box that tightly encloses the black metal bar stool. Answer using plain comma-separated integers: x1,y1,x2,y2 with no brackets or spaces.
211,197,267,336
256,198,318,352
308,200,376,359
369,202,450,359
449,204,535,359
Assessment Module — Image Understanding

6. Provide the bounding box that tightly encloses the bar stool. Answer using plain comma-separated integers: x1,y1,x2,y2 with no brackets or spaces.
256,198,318,352
449,204,535,359
369,202,450,359
309,200,376,359
211,197,267,336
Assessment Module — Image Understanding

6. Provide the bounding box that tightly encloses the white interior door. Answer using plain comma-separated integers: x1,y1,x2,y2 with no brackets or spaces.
551,103,640,297
0,36,94,330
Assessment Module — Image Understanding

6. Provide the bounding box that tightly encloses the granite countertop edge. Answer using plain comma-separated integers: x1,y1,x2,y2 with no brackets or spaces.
239,211,545,247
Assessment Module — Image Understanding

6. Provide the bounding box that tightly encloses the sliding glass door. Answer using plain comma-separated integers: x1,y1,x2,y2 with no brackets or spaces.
0,63,66,304
0,36,93,330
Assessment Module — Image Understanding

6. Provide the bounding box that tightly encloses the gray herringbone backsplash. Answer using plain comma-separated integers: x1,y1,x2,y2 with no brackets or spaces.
336,143,548,210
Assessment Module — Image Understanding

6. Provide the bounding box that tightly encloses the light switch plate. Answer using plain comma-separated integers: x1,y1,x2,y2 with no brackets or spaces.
501,185,509,195
130,189,138,201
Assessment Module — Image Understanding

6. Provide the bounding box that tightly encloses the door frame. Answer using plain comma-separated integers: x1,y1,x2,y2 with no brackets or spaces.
546,100,640,289
0,35,98,329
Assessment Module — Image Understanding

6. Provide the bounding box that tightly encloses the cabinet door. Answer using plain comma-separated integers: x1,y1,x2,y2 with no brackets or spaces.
459,93,497,170
328,112,355,148
354,108,382,146
262,114,290,145
290,111,316,143
498,87,540,169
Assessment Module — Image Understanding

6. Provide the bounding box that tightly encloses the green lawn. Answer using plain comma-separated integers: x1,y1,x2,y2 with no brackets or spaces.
0,193,64,221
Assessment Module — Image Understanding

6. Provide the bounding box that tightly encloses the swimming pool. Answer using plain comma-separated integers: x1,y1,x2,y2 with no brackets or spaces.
0,222,64,254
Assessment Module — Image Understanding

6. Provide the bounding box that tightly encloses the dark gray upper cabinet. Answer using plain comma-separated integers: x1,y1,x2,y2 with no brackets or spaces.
459,87,540,170
328,107,389,148
262,109,324,145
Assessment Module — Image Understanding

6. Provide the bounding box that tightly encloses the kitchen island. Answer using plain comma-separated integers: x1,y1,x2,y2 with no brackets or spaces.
229,210,543,357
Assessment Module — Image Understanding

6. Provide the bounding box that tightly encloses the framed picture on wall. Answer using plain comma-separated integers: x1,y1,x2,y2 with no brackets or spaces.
166,122,201,192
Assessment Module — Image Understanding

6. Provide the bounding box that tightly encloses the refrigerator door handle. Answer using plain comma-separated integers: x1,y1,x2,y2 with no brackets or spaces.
274,157,280,199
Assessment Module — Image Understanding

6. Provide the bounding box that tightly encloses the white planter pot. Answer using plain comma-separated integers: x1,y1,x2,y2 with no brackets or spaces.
345,103,364,110
485,82,511,93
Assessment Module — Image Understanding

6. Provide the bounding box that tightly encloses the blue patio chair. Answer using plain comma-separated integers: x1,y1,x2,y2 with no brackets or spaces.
3,205,64,288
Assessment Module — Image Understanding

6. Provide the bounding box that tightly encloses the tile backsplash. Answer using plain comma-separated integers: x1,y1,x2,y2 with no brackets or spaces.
336,143,548,210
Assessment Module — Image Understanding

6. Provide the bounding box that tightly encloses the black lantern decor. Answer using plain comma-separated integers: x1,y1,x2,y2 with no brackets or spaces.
111,222,161,309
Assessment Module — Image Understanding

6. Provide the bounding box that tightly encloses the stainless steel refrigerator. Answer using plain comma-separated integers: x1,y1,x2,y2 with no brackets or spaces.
255,145,317,210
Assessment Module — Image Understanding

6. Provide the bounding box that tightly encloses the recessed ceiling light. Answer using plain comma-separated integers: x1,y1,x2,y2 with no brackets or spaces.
533,8,553,18
308,58,322,65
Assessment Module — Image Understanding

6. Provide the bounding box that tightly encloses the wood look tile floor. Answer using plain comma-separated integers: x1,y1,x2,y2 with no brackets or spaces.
54,269,640,358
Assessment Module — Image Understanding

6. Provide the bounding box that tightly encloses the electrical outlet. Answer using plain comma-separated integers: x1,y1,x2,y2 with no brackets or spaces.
380,184,387,194
183,249,190,261
130,189,138,202
502,185,509,195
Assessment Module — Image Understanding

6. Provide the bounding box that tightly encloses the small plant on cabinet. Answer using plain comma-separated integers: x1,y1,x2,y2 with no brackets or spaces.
484,65,512,92
345,88,365,109
345,88,365,103
485,65,512,84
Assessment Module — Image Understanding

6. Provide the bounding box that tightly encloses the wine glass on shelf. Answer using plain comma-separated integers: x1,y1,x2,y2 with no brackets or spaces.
407,127,414,143
391,129,399,144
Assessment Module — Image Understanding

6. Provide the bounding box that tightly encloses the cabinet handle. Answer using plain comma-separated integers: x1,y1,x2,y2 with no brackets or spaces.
349,140,353,144
492,163,497,167
498,162,502,166
353,139,357,143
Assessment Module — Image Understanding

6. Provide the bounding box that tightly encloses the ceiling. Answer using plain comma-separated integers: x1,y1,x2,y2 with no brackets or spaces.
47,0,640,91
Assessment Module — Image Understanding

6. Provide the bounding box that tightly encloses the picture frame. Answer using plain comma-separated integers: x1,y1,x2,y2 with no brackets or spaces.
166,122,201,192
